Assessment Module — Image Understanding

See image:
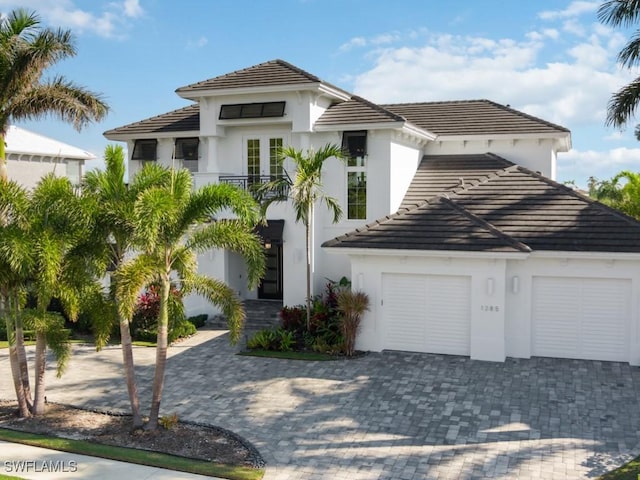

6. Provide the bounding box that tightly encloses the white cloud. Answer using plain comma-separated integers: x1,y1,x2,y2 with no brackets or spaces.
122,0,143,18
558,147,640,185
339,36,367,52
350,24,632,129
538,1,599,20
187,36,208,49
0,0,144,38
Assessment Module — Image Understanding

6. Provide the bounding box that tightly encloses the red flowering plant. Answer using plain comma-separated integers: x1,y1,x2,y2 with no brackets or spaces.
131,283,189,342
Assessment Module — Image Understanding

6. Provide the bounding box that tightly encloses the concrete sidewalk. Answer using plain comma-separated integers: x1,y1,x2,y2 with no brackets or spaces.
0,441,221,479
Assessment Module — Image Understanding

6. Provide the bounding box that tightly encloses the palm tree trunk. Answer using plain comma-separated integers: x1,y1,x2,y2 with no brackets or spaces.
305,204,314,331
0,134,7,182
32,331,47,415
146,274,170,430
14,296,32,408
118,313,142,428
5,311,30,417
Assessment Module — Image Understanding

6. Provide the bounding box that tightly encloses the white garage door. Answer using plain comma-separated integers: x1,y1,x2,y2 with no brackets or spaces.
532,277,631,362
382,273,471,355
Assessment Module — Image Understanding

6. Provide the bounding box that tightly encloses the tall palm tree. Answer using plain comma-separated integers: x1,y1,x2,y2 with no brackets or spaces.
0,174,102,416
590,170,640,219
117,167,265,430
598,1,640,128
0,9,109,181
259,144,346,330
83,145,172,428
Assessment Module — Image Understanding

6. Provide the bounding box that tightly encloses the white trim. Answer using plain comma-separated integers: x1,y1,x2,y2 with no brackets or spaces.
323,246,530,259
177,83,351,102
104,130,201,141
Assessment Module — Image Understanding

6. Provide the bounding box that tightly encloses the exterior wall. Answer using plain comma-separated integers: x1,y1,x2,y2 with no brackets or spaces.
342,251,640,365
389,135,423,212
425,138,557,180
7,159,68,189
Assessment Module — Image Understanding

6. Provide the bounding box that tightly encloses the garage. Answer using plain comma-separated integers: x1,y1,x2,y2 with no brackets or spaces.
531,276,631,362
382,273,471,355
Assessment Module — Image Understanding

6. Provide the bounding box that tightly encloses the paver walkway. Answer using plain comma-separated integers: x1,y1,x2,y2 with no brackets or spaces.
2,302,640,479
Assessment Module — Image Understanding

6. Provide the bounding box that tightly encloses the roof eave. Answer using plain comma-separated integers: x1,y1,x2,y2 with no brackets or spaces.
176,82,350,101
530,250,640,260
104,130,201,141
434,131,571,150
314,121,405,132
322,246,530,259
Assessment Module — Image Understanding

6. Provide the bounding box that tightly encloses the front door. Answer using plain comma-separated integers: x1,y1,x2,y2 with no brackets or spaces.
258,243,283,300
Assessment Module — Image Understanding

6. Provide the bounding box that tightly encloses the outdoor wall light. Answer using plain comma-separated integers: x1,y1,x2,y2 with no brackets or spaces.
264,240,272,250
486,277,495,295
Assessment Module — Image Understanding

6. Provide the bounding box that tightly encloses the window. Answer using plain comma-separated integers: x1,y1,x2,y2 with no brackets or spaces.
343,131,367,220
175,138,199,173
269,138,283,177
247,138,260,179
219,101,286,120
175,138,199,160
131,139,157,161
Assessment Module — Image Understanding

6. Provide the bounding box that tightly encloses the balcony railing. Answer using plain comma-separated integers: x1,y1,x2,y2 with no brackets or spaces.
219,175,289,200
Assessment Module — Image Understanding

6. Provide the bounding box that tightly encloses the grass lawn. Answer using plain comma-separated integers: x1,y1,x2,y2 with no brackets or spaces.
238,349,337,361
0,475,27,480
0,339,156,349
598,456,640,479
0,428,263,480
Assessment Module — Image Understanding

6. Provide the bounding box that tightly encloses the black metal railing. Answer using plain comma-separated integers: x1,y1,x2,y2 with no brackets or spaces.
219,175,289,200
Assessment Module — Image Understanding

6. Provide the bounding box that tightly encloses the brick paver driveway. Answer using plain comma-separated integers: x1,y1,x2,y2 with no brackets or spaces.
2,328,640,479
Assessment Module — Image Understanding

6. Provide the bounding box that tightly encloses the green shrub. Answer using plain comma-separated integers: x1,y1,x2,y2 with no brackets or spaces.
168,319,196,343
247,328,278,350
187,314,208,329
275,327,295,352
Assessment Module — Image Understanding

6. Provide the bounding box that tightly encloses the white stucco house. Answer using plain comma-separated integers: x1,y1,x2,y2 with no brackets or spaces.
4,125,94,189
105,59,640,365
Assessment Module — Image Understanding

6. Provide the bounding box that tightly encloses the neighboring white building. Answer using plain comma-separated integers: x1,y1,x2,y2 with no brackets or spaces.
105,59,640,365
4,125,94,189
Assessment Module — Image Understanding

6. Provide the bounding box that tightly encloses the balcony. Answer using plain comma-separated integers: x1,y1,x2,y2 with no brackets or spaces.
219,175,289,200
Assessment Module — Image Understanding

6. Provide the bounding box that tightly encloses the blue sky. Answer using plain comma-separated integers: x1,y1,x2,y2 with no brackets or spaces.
1,0,639,187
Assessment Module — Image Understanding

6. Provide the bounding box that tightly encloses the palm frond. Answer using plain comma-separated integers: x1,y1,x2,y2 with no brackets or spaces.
618,32,640,68
181,274,245,344
598,0,640,27
186,220,266,288
9,76,108,130
606,76,640,127
115,254,159,320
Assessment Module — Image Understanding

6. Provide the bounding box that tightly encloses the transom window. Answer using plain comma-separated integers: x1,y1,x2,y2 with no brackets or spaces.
131,139,157,161
343,131,367,220
220,101,286,120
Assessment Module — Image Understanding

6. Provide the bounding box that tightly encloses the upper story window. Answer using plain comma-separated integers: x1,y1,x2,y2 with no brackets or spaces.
175,138,199,160
131,139,157,161
219,101,286,120
343,131,367,220
175,137,199,173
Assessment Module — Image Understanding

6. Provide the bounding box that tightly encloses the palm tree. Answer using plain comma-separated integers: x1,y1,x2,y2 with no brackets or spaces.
590,170,640,219
0,9,109,181
116,167,265,430
84,145,173,428
259,144,346,330
0,174,102,416
598,1,640,128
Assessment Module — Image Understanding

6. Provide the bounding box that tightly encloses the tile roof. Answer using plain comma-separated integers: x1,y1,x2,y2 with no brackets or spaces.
315,96,405,127
104,104,199,137
175,59,347,95
324,154,640,254
383,100,570,136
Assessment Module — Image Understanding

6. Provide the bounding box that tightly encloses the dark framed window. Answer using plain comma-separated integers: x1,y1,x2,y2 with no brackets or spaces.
219,101,286,120
343,131,367,219
175,137,199,160
131,139,157,161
